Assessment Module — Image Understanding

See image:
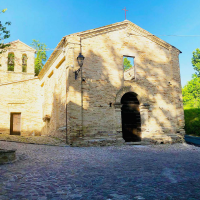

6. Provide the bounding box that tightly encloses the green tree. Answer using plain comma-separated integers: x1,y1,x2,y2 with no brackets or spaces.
192,48,200,77
182,74,200,108
30,39,47,76
123,57,132,71
183,48,200,108
0,9,11,54
182,51,200,136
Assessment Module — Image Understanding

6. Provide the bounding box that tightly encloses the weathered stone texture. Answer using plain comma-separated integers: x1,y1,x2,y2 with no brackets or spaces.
0,40,35,84
0,40,43,136
0,78,43,136
62,21,185,145
39,50,66,139
0,21,185,146
0,149,16,164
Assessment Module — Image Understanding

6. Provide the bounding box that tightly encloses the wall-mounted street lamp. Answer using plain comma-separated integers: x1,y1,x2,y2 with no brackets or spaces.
75,53,85,80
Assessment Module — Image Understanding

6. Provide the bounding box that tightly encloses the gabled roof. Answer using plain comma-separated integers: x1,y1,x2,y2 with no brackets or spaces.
39,20,181,78
63,20,181,52
64,20,128,38
7,39,36,52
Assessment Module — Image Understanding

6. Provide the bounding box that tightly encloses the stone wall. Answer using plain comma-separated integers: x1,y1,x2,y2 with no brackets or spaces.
39,49,67,139
0,40,44,137
0,21,184,146
0,78,43,136
0,40,35,84
64,21,185,145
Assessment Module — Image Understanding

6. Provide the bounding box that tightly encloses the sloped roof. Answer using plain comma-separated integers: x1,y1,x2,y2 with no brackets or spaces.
7,39,36,52
39,20,181,78
63,20,181,52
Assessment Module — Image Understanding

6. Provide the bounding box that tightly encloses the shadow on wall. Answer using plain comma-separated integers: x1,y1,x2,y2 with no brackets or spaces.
41,29,185,144
41,81,67,140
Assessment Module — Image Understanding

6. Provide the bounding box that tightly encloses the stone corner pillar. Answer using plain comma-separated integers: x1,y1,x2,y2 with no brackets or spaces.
140,103,150,138
113,102,123,138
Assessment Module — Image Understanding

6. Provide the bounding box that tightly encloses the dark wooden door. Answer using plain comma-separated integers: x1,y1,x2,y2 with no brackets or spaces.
121,93,141,142
10,113,21,135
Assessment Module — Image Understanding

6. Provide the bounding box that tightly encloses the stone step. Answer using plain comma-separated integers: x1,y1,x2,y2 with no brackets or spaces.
125,142,141,145
71,137,124,147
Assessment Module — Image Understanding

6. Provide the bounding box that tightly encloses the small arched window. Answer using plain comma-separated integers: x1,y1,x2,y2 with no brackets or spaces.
22,54,27,72
8,52,15,71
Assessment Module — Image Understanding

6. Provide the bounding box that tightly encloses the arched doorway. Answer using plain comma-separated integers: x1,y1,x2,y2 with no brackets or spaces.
121,92,141,142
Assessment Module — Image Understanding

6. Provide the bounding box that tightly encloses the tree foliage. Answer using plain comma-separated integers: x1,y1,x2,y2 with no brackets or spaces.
183,48,200,108
123,57,132,71
0,9,11,54
183,50,200,136
30,39,47,76
192,48,200,77
182,74,200,108
184,107,200,136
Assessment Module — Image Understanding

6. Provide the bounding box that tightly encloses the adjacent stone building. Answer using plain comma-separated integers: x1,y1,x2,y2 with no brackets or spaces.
0,20,185,146
0,40,43,136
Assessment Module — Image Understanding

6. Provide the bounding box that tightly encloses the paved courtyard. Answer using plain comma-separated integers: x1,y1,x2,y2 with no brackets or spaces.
0,141,200,200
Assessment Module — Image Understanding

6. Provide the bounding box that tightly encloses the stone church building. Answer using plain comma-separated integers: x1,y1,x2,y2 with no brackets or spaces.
0,20,185,146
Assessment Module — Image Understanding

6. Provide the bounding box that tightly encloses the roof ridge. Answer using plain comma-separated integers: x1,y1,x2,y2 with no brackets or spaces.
63,20,180,52
64,20,129,38
127,21,181,52
6,40,36,51
38,20,181,77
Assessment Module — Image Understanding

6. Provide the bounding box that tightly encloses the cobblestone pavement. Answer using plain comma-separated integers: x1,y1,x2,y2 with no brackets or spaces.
0,142,200,200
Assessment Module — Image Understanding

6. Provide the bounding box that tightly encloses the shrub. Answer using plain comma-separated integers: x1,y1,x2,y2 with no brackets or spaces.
184,107,200,136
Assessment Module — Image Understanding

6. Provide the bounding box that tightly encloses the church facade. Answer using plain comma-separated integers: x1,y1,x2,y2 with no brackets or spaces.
0,20,185,146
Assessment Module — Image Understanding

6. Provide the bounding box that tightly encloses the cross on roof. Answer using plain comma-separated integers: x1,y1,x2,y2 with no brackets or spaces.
122,7,128,20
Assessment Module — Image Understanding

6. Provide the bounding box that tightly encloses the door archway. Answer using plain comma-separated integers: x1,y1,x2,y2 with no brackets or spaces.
121,92,141,142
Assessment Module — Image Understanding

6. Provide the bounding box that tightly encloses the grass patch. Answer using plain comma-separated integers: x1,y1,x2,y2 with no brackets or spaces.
184,107,200,136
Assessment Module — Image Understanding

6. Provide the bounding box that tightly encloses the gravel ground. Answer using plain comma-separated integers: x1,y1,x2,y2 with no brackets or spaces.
0,141,200,200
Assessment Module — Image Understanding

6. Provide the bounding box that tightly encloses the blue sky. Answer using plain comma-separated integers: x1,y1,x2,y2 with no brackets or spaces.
1,0,200,86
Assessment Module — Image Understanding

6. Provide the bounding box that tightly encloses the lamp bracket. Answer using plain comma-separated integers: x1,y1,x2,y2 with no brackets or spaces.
74,68,81,80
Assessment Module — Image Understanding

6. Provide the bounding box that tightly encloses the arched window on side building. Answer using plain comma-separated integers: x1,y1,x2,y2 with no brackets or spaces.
22,54,27,72
8,52,15,71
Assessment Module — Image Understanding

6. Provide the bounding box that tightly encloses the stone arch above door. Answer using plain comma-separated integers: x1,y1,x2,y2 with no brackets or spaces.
115,86,143,105
114,86,150,141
